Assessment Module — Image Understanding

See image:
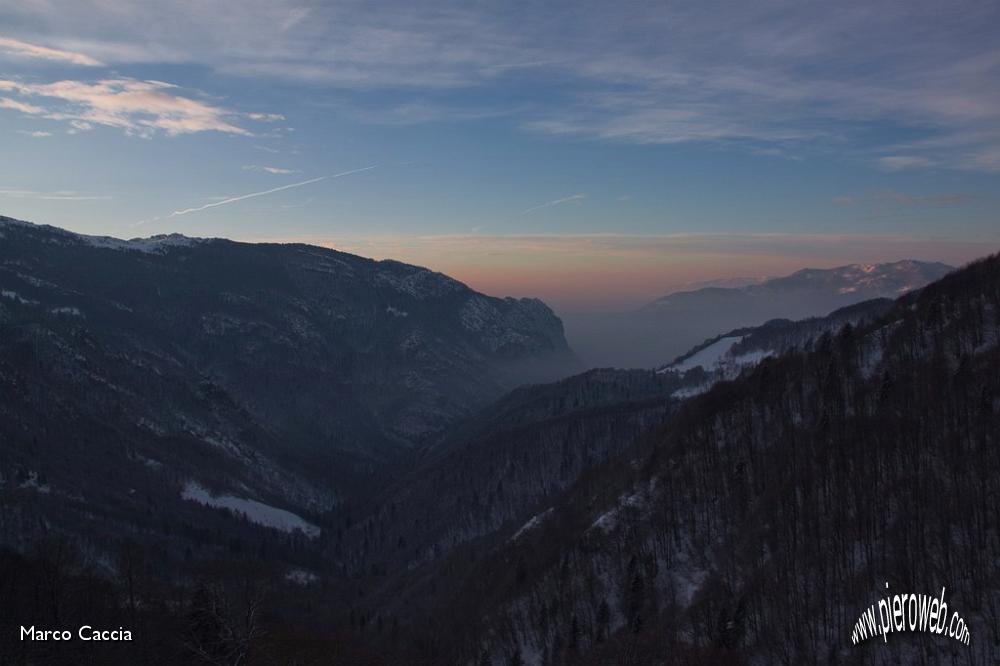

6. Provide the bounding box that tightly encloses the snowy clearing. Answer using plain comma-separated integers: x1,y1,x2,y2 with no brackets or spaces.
181,481,320,538
665,336,743,373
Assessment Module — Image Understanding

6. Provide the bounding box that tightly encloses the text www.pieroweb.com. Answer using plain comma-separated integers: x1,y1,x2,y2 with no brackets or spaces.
852,585,970,645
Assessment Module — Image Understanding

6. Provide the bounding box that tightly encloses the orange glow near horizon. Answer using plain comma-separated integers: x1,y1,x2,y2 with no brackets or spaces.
242,233,994,311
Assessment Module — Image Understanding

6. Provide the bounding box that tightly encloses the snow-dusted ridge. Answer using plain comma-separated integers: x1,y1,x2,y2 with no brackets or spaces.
657,296,899,401
82,232,204,254
1,215,207,254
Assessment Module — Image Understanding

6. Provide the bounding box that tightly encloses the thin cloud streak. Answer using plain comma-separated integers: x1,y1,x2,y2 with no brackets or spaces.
520,194,586,215
136,166,377,225
0,97,46,114
246,112,285,122
243,164,301,175
0,36,102,66
877,156,935,171
0,188,109,201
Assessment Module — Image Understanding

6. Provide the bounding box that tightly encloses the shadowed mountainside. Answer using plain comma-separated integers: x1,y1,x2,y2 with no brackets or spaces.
0,215,576,559
368,253,999,665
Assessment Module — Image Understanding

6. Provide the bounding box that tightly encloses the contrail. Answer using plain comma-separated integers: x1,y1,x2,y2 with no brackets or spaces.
520,193,586,215
134,165,376,226
168,165,376,217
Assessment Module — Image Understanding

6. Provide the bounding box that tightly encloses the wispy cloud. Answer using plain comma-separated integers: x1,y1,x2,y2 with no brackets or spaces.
136,166,376,225
17,129,52,137
246,112,285,122
877,156,935,171
280,197,314,209
873,190,973,206
0,188,109,201
67,119,92,133
3,3,1000,170
521,194,586,215
0,97,45,114
340,99,513,126
242,164,301,175
0,36,102,66
0,78,283,137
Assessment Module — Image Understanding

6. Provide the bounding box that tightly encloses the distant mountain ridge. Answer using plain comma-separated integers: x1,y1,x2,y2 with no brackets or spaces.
669,275,770,292
642,260,952,311
565,260,953,369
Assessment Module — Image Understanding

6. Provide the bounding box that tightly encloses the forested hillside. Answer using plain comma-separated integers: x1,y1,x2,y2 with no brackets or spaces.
386,253,1000,665
338,369,681,588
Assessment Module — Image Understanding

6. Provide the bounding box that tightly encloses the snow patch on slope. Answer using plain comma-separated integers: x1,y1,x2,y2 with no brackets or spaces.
285,569,319,586
589,484,653,533
1,290,39,305
671,384,712,399
662,335,776,398
665,336,743,373
181,481,319,538
510,508,553,542
19,471,51,494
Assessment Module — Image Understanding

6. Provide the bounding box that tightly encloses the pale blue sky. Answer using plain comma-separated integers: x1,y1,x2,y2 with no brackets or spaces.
1,1,998,307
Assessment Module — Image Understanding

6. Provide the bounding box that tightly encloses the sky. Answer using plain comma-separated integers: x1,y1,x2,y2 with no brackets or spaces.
1,0,999,310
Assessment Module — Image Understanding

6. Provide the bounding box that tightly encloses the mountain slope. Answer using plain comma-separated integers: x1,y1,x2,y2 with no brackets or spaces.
660,297,894,398
0,215,575,560
383,253,1000,664
337,368,682,579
